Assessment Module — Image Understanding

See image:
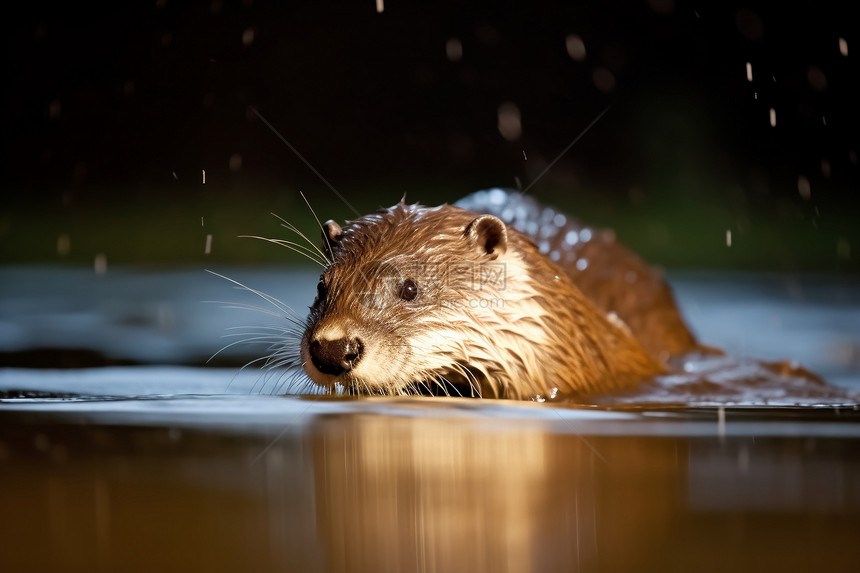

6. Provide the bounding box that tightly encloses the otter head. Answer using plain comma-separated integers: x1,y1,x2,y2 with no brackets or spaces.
300,201,522,396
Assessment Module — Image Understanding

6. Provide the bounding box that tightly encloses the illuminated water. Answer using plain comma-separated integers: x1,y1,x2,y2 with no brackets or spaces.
1,267,859,572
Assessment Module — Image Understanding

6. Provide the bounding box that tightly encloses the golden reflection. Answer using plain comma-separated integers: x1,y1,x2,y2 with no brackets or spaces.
3,412,858,572
309,414,682,572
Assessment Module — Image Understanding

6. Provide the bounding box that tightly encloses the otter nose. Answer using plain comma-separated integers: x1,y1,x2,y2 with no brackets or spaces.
309,337,364,376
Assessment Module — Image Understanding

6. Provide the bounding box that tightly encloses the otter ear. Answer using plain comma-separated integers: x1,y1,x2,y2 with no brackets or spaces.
464,215,508,257
322,220,343,252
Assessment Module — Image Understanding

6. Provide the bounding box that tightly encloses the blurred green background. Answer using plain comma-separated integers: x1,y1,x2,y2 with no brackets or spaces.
2,0,857,271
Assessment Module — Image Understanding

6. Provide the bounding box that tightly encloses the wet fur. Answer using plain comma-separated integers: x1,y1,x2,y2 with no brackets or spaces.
301,199,663,399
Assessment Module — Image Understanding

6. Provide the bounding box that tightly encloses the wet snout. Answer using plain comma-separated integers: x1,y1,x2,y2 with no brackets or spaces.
309,336,364,376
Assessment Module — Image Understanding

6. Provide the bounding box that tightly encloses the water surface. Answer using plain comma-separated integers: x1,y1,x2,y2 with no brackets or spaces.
1,267,858,572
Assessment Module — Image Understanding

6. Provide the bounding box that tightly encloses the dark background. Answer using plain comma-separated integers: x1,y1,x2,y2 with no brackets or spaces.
2,0,858,269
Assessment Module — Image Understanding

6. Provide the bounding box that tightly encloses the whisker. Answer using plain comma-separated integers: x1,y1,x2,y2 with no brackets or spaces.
269,213,332,267
248,106,360,216
205,271,298,317
238,234,327,268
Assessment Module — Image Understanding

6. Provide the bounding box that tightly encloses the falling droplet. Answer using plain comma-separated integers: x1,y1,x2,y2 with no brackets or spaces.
726,230,732,247
376,0,384,13
807,66,827,91
57,234,70,256
204,234,213,255
797,176,811,199
648,0,675,15
839,37,848,57
497,102,522,141
745,62,753,81
94,254,108,276
565,34,586,61
592,68,616,93
445,38,462,62
769,107,776,127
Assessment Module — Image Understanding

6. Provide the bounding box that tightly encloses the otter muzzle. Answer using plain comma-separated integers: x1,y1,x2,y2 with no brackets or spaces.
309,337,364,376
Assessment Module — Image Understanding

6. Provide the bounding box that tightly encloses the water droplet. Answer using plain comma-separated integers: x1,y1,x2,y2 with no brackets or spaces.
229,154,242,171
797,176,811,199
565,34,586,61
94,254,108,275
445,38,462,62
807,66,827,91
57,234,70,256
242,27,255,46
488,188,506,205
497,102,522,141
592,68,616,93
575,258,588,271
735,9,764,41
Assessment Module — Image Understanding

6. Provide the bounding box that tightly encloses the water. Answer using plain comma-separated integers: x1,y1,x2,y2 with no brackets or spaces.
1,266,859,572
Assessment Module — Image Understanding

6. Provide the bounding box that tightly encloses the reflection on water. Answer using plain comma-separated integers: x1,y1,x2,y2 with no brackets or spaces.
2,401,859,572
1,267,859,571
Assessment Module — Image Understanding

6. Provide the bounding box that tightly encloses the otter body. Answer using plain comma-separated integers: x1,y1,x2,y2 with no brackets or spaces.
456,189,699,361
300,189,695,399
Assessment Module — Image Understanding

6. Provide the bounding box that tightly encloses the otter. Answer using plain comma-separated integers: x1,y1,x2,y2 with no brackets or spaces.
300,188,701,399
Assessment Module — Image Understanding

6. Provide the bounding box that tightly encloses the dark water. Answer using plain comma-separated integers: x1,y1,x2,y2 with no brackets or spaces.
1,267,859,572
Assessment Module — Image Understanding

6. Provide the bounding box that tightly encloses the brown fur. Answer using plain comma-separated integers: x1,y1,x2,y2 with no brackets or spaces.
301,199,664,398
455,189,701,360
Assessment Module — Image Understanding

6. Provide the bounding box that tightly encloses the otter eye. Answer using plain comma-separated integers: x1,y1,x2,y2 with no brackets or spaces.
398,278,418,302
316,279,327,301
